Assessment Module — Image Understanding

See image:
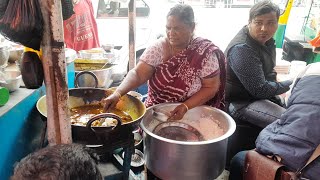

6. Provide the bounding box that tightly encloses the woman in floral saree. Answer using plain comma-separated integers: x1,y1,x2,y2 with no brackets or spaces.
104,4,226,120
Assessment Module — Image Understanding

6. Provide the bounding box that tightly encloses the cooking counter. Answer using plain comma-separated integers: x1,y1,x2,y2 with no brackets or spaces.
0,88,43,116
0,86,45,180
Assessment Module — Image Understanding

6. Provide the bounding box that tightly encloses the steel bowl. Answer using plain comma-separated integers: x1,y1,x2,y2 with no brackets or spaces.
122,149,145,167
8,47,24,63
134,131,143,151
0,44,10,68
101,44,114,52
78,48,105,59
0,70,22,92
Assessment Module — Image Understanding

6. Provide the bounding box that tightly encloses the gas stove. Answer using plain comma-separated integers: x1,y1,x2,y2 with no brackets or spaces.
75,118,164,180
89,125,161,180
88,125,135,180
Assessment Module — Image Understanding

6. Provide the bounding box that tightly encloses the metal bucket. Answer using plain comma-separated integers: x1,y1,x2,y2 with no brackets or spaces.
140,103,236,180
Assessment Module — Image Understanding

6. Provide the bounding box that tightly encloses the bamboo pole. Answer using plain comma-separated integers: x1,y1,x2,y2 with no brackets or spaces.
128,0,136,71
39,0,72,145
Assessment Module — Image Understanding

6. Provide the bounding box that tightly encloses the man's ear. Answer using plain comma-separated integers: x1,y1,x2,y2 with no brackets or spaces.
247,22,252,33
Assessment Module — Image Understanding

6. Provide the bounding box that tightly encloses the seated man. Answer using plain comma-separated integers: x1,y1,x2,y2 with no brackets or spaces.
11,144,102,180
229,62,320,180
224,0,293,128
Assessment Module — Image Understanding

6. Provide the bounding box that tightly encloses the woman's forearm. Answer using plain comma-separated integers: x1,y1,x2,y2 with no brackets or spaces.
184,74,220,109
184,86,219,109
115,69,143,96
115,62,155,96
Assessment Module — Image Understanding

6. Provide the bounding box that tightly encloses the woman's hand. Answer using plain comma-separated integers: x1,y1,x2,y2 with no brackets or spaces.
168,103,189,120
103,92,121,112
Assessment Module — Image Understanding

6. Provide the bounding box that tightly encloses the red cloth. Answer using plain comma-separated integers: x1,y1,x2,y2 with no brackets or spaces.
63,0,100,51
309,32,320,47
145,37,226,110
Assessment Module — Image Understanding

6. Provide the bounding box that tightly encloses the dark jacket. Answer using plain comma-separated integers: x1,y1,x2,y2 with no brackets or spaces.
256,63,320,179
224,26,290,102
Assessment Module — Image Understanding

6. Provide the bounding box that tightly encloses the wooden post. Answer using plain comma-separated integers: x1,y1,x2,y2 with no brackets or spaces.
39,0,72,145
128,0,136,71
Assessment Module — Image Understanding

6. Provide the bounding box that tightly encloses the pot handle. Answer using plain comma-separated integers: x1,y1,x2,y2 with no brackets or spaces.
74,71,98,88
86,113,122,133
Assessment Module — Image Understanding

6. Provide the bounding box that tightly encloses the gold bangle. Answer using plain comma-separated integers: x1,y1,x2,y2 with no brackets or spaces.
181,103,189,111
114,91,122,99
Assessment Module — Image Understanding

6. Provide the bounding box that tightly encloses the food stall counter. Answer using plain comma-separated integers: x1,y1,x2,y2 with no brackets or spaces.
0,86,45,180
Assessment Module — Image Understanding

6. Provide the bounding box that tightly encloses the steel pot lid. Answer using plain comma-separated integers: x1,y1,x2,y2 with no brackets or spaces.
65,48,77,64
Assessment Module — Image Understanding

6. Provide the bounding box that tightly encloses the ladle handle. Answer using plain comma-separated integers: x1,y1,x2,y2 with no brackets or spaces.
152,108,169,122
86,113,122,133
74,71,98,88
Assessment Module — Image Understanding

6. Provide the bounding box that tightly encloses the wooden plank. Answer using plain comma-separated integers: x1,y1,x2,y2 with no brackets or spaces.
128,0,136,71
39,0,72,145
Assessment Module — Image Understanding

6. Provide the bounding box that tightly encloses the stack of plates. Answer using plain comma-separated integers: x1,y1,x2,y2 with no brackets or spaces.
275,60,291,74
78,48,115,61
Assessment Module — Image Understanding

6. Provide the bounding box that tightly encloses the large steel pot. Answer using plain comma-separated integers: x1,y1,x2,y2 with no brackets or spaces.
37,88,146,145
74,63,114,88
140,103,236,180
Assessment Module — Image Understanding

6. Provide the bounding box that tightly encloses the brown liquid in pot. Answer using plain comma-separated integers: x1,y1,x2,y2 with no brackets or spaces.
70,104,133,126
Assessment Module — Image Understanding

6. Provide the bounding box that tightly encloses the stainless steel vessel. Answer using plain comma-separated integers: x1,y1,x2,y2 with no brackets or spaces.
0,44,9,67
74,66,114,88
140,103,236,180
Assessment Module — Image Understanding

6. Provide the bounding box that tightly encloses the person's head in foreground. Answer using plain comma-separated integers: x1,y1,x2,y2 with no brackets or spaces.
11,144,102,180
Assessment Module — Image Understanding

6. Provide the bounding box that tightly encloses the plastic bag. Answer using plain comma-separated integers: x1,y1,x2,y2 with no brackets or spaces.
20,49,44,89
0,0,43,50
0,0,9,19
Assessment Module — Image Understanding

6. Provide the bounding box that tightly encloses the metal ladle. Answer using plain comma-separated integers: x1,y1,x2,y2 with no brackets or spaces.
152,108,205,141
152,108,170,122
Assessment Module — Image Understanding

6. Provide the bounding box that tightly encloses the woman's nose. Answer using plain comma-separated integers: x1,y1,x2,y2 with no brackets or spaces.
167,29,173,36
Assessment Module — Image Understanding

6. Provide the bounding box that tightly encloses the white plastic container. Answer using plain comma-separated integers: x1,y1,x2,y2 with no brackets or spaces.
0,70,22,92
289,60,307,78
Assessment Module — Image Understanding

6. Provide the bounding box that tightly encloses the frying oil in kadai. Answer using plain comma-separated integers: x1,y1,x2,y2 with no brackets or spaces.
69,104,133,126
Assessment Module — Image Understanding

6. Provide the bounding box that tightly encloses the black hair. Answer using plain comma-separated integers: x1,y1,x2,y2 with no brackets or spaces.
167,4,195,27
11,144,102,180
249,0,280,22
